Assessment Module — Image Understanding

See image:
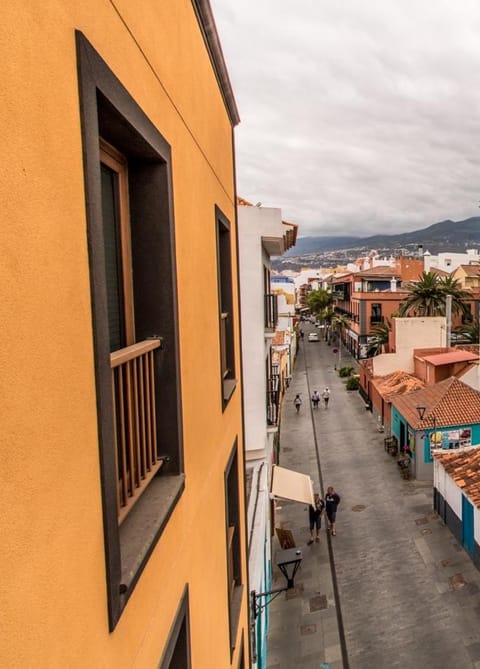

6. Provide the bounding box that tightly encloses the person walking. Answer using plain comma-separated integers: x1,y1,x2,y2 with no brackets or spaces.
322,387,330,409
311,390,320,409
325,486,341,536
294,394,302,413
307,493,325,544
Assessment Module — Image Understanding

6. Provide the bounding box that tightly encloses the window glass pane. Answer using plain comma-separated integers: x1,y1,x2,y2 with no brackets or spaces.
101,163,125,351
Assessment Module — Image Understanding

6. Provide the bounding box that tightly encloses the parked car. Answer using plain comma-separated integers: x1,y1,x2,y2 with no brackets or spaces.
308,332,319,342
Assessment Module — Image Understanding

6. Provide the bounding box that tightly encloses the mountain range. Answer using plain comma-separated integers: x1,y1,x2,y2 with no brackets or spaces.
283,216,480,258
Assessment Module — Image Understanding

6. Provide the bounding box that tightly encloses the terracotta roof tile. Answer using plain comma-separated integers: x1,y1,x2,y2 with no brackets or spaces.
458,264,480,277
434,447,480,508
373,370,424,402
392,377,480,429
430,268,451,277
355,266,398,278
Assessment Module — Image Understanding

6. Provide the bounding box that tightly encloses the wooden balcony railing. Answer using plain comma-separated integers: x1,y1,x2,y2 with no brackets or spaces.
266,372,280,426
110,338,162,524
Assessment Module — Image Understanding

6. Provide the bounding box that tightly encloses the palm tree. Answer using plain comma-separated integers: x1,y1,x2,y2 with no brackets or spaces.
453,317,480,343
367,318,391,357
319,306,335,342
307,288,332,318
331,313,350,364
437,275,470,317
398,271,469,317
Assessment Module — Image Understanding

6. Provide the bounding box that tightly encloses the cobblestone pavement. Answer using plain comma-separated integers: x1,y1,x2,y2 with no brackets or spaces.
267,327,480,669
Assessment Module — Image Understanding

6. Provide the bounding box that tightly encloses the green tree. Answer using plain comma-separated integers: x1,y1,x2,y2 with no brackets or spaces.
438,275,470,317
331,313,350,337
331,313,350,350
367,318,391,357
398,271,469,317
307,288,332,317
453,317,480,343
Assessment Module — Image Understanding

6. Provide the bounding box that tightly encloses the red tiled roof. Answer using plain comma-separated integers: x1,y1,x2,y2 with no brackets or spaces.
391,376,480,429
430,268,451,277
330,272,353,282
355,266,397,278
458,264,480,277
434,448,480,507
422,351,479,366
374,370,424,402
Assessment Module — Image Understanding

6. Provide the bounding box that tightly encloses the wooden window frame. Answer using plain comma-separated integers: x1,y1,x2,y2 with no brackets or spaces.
76,31,184,631
216,206,237,407
158,586,192,669
225,442,244,657
100,140,135,346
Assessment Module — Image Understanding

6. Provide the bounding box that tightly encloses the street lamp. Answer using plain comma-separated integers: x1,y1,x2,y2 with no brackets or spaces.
416,405,438,446
251,547,303,620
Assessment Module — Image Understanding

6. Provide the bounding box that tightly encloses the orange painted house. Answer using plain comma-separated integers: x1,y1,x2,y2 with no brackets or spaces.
0,2,249,667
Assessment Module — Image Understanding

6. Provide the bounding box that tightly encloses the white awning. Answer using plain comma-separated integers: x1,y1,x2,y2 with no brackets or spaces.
271,465,314,506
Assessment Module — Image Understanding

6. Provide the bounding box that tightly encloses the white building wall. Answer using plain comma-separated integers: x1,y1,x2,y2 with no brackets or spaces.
458,363,480,392
424,249,480,273
247,462,271,590
373,317,446,376
434,459,446,498
238,206,290,459
246,461,271,669
238,204,297,668
445,473,463,519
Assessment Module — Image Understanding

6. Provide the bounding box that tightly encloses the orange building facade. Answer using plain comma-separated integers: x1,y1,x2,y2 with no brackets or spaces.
0,2,249,667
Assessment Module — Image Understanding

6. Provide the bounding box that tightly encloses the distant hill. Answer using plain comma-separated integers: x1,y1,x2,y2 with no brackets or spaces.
282,216,480,258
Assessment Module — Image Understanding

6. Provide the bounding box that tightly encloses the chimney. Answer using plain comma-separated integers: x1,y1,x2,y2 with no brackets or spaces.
390,277,397,292
417,244,423,257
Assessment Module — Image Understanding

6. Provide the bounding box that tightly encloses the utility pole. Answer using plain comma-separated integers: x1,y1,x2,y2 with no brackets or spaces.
445,294,452,347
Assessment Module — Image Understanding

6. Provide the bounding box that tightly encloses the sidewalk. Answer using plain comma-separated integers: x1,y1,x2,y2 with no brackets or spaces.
266,336,348,669
267,331,480,669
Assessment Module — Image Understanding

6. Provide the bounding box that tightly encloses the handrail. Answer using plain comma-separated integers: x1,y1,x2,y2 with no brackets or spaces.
110,337,163,523
110,338,161,368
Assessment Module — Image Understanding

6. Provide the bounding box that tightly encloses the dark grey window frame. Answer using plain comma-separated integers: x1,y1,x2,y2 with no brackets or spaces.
76,31,184,631
158,586,192,669
225,441,244,656
216,206,237,407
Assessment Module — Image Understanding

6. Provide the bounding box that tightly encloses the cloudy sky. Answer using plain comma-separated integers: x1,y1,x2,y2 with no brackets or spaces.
210,0,480,237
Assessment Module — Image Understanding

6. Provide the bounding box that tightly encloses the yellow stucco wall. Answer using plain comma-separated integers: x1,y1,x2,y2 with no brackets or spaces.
0,1,248,667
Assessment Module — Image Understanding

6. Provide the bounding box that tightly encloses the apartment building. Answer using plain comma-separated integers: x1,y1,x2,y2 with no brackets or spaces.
237,201,297,667
1,2,249,667
331,258,424,358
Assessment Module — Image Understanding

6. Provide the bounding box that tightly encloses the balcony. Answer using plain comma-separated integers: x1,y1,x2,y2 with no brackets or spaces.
110,338,163,524
264,293,278,330
266,372,280,426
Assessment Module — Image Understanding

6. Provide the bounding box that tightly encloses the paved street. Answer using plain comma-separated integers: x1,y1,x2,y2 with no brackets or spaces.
267,325,480,669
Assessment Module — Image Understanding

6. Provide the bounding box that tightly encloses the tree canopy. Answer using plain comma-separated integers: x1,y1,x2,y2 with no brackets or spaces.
307,288,332,316
398,271,469,317
367,319,391,357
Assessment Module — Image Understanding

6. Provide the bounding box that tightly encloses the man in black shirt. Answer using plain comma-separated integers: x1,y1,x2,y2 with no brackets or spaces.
325,486,340,536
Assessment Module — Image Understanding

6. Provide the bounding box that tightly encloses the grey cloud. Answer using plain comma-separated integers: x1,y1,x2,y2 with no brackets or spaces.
211,0,480,236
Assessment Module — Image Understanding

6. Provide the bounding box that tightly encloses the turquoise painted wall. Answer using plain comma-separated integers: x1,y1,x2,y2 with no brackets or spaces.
391,405,480,480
